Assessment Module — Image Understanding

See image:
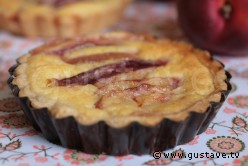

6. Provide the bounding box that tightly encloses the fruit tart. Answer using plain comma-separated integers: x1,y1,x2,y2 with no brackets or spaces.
0,0,131,37
8,32,231,155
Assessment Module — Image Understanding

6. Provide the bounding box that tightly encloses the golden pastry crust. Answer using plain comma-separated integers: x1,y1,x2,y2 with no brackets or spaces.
0,0,131,37
12,32,228,128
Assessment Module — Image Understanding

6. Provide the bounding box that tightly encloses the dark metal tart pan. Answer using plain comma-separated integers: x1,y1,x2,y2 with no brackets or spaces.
7,62,232,156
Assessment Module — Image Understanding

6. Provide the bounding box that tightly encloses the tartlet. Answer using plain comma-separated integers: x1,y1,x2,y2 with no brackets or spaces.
0,0,131,37
8,32,231,155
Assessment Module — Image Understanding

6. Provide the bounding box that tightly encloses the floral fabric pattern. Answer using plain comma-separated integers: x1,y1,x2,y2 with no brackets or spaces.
63,150,107,165
0,98,21,112
207,136,245,154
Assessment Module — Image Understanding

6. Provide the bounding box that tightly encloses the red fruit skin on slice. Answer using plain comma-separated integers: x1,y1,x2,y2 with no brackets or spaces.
56,60,168,86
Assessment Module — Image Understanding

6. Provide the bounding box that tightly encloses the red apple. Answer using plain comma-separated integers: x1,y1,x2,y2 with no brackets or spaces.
177,0,248,56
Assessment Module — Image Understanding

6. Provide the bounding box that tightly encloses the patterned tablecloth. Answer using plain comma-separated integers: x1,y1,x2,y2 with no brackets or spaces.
0,1,247,166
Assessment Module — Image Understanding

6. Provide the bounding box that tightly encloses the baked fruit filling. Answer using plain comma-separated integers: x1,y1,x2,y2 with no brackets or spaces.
39,0,84,7
13,32,228,127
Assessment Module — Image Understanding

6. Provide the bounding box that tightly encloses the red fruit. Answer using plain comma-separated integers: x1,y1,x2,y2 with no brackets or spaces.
177,0,248,56
56,60,167,86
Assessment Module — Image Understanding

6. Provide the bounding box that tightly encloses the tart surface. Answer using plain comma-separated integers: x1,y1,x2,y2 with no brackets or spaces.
0,0,131,37
12,32,228,128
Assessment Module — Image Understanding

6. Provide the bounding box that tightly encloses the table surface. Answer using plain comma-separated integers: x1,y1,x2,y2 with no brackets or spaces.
0,2,247,166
